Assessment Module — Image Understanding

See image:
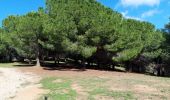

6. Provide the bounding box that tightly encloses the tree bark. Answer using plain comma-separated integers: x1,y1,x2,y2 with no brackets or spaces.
36,56,40,67
28,59,32,64
58,59,60,64
35,44,40,67
54,56,57,65
111,64,115,70
35,37,41,67
54,54,60,65
81,59,86,71
125,61,132,72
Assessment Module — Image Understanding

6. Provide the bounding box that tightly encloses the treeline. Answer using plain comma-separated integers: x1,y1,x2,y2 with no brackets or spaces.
0,0,170,76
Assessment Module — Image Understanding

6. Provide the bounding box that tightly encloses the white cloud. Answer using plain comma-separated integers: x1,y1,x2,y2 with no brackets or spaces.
141,9,159,18
121,11,142,20
121,0,160,7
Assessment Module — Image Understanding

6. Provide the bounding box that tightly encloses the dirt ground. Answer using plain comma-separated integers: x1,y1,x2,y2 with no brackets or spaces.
18,66,136,78
1,64,169,100
18,66,170,100
0,67,47,100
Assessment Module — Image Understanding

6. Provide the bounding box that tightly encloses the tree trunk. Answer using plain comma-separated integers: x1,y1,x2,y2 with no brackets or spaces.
127,66,132,72
58,59,60,64
125,62,132,72
81,59,86,71
36,57,40,67
35,37,41,67
111,64,115,70
35,45,40,67
28,59,32,64
9,54,13,62
41,56,45,64
87,61,90,68
54,56,57,65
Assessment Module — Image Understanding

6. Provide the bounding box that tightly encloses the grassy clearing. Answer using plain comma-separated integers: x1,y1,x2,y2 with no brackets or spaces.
0,62,17,67
39,74,170,100
40,77,77,100
1,63,169,100
0,62,34,68
88,88,134,100
40,77,136,100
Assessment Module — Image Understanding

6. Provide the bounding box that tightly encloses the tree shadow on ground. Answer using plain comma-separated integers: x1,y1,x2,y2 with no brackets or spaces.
41,62,86,72
13,64,34,67
11,61,126,73
41,62,126,73
13,62,35,67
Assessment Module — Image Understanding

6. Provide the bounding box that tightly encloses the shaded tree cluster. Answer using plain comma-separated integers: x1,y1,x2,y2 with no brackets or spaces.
0,0,168,75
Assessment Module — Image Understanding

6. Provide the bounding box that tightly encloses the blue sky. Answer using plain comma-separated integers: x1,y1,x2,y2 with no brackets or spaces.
98,0,170,29
0,0,169,29
0,0,45,26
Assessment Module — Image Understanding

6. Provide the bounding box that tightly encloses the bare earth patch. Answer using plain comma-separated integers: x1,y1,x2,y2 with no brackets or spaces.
111,85,130,91
18,67,170,100
71,83,88,100
0,68,46,100
133,85,157,93
12,84,48,100
94,95,114,100
53,79,63,83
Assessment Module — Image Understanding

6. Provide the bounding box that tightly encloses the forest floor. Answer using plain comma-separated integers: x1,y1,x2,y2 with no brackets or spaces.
0,63,170,100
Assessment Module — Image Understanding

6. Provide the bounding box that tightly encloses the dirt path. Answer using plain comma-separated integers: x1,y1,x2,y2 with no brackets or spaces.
0,68,45,100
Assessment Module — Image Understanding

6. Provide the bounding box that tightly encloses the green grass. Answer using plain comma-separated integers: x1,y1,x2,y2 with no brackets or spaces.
0,62,16,67
0,62,34,68
1,63,170,100
115,66,126,71
88,88,135,100
40,77,136,100
39,75,170,100
40,77,77,100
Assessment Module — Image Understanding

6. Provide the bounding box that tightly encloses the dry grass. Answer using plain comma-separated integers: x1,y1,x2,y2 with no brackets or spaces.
18,67,170,100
